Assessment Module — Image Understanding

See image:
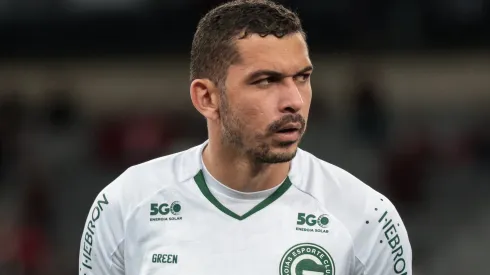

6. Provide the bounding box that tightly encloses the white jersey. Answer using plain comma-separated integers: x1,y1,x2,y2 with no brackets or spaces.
79,141,412,275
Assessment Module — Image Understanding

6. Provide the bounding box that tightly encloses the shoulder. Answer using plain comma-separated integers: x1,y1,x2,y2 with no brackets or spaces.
79,142,206,274
291,148,391,216
93,142,204,218
290,148,405,246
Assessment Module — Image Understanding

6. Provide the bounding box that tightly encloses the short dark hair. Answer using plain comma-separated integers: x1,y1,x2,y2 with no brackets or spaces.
190,0,305,85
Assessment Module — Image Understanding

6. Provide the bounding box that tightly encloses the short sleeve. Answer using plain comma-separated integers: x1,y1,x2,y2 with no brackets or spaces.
356,198,413,275
79,185,125,275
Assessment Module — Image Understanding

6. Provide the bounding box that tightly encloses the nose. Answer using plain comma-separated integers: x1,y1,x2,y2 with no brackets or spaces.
279,78,304,113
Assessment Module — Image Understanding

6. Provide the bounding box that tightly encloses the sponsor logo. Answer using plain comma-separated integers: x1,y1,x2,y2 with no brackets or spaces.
80,193,110,272
378,210,408,275
152,254,178,264
150,201,182,222
296,213,329,234
279,243,335,275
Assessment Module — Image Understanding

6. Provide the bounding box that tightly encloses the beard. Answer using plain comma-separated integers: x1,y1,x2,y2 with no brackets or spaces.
219,93,306,164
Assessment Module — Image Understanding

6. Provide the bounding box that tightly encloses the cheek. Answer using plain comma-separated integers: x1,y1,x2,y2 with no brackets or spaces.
234,96,263,117
302,83,313,99
302,87,313,109
235,102,269,129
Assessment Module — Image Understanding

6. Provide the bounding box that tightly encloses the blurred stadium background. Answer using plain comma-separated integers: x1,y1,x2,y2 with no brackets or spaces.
0,0,489,274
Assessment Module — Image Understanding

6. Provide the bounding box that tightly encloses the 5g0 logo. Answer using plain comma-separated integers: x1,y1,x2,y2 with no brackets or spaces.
297,213,329,228
150,202,182,216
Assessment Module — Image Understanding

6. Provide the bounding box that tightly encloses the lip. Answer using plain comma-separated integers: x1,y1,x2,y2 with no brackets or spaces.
274,130,300,139
277,123,302,132
273,128,301,142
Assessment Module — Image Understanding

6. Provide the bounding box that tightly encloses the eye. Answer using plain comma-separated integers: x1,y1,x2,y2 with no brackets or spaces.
255,78,271,86
294,73,311,83
253,77,278,87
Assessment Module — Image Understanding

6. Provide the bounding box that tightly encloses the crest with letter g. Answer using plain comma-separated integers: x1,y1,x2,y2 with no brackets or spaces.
279,243,335,275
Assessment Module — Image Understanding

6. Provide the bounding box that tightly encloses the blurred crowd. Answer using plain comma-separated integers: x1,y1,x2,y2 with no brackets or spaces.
0,87,206,274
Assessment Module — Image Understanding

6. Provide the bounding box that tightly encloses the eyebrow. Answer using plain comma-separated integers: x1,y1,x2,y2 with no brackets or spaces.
246,65,314,82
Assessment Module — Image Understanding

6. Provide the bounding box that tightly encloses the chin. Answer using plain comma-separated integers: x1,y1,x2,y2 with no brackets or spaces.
276,140,299,148
257,147,298,164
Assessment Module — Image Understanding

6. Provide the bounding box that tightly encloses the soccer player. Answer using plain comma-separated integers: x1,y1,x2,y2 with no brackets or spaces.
79,1,412,274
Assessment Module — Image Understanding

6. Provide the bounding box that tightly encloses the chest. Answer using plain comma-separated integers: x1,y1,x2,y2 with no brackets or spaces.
125,196,355,275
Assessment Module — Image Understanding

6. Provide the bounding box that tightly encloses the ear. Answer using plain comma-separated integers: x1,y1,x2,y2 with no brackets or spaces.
190,78,221,121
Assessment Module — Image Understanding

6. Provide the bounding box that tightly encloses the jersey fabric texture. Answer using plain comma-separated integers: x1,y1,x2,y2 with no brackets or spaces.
79,141,412,275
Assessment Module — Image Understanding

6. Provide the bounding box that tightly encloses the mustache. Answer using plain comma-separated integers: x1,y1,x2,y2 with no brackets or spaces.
268,114,306,134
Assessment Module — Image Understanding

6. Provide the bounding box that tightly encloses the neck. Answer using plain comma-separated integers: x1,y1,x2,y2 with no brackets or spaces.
202,139,290,192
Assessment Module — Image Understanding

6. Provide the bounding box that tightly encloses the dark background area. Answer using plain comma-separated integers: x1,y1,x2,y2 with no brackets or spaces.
1,0,489,57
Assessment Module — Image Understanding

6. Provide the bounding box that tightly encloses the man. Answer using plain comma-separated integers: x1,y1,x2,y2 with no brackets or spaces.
79,1,412,274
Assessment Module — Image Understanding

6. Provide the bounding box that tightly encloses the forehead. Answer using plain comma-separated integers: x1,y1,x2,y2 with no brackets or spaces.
230,33,311,76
